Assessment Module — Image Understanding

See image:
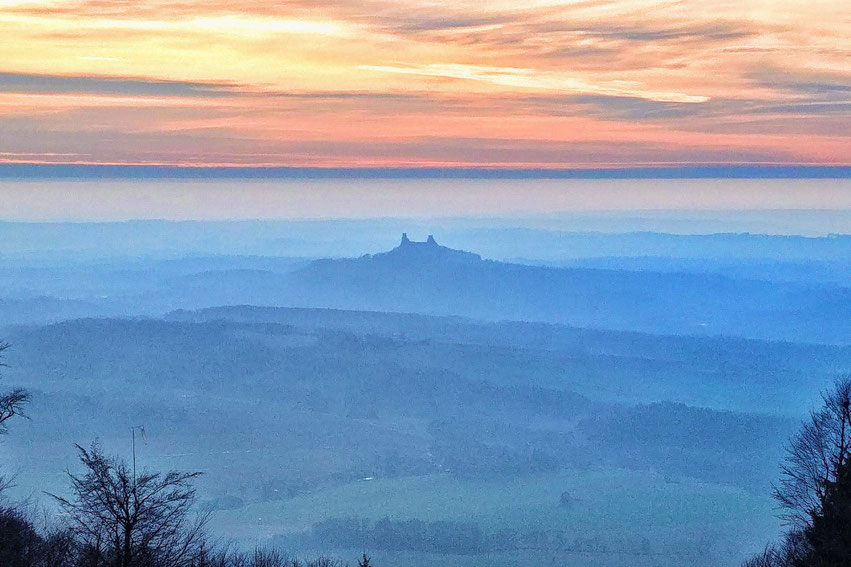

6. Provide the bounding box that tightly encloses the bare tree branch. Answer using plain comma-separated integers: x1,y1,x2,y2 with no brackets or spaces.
0,342,31,435
772,376,851,528
49,442,207,567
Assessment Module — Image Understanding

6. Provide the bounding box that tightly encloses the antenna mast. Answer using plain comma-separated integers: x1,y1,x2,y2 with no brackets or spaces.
131,426,137,488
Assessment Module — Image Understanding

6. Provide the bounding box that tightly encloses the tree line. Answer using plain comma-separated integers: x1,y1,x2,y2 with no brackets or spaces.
307,516,652,556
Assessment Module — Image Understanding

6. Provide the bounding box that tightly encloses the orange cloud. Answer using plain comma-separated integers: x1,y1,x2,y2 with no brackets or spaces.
0,0,849,167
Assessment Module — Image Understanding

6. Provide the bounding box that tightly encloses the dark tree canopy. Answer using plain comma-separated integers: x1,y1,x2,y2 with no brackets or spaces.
803,456,851,566
774,378,851,527
745,377,851,566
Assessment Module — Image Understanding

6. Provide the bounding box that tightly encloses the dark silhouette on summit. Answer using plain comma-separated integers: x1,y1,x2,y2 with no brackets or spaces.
368,233,483,266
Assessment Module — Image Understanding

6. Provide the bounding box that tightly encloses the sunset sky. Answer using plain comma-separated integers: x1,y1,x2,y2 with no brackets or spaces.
1,0,850,169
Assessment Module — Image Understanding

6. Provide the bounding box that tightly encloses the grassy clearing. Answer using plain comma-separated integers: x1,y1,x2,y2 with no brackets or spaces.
210,467,780,564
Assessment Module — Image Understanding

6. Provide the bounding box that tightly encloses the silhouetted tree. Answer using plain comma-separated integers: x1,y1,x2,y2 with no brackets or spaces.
0,505,42,567
0,342,31,436
744,377,851,566
51,442,207,567
743,532,810,567
802,456,851,565
773,378,851,528
0,504,78,567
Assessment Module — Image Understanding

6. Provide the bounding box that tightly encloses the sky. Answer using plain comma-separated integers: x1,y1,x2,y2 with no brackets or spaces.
3,179,851,222
1,0,850,169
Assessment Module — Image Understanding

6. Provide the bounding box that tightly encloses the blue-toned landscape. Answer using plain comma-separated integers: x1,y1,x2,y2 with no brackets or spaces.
2,184,851,565
4,0,851,561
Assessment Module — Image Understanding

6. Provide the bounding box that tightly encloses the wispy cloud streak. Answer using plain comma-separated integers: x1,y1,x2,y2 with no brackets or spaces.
360,64,710,103
0,72,245,97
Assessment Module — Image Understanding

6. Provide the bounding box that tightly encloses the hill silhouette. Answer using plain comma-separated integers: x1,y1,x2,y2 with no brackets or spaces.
272,235,851,343
26,235,846,344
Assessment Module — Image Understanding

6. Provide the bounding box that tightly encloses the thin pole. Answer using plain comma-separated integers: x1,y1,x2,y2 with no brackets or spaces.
132,426,136,489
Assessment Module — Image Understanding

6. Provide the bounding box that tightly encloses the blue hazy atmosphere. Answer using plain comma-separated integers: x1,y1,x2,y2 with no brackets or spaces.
1,179,850,566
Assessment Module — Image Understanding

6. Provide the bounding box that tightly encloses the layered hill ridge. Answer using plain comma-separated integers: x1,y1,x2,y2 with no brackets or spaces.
279,236,850,344
369,233,484,265
5,235,849,344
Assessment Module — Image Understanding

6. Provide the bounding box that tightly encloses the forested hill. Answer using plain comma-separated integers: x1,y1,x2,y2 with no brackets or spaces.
261,236,851,344
4,230,851,345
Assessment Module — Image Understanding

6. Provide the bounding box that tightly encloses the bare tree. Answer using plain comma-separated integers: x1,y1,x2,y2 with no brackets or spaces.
0,342,31,436
51,442,208,567
773,377,851,527
742,531,810,567
742,546,779,567
744,378,851,566
0,342,31,499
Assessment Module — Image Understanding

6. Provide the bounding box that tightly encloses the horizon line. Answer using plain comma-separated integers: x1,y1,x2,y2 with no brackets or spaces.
1,164,851,180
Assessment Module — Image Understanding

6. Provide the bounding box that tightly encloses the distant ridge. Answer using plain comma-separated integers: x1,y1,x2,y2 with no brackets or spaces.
365,233,483,265
276,235,851,344
2,164,851,179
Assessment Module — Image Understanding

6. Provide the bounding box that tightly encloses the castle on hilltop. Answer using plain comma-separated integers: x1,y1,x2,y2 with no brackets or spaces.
373,233,482,264
400,232,437,247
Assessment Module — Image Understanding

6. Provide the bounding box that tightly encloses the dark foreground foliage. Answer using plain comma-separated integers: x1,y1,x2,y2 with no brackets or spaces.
744,377,851,566
0,445,372,567
0,511,368,567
